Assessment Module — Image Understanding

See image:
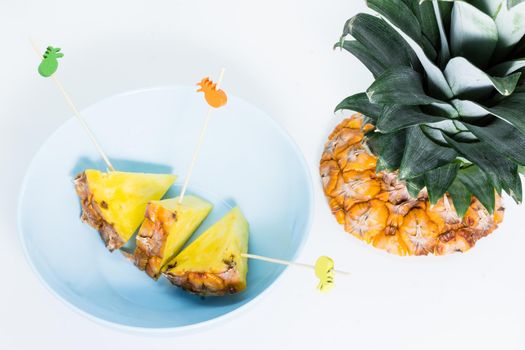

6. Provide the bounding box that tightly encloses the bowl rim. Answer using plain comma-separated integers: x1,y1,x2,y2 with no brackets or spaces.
16,85,315,334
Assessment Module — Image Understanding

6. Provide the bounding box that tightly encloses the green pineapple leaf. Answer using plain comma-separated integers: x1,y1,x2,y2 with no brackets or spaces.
411,0,440,49
367,67,443,105
447,177,472,218
399,126,457,179
456,165,495,214
450,1,498,68
342,14,420,70
508,0,525,9
444,57,521,98
367,0,437,60
465,118,525,165
334,40,387,78
494,3,525,59
425,163,460,204
451,96,525,134
335,93,382,120
377,105,448,132
367,130,407,171
443,134,520,198
406,175,426,198
488,58,525,76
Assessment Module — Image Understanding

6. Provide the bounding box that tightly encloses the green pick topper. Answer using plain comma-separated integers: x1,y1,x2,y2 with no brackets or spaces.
38,46,63,77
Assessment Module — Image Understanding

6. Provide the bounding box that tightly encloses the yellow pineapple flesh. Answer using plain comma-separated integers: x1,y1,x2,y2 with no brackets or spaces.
163,207,249,296
133,195,213,279
320,115,504,256
74,169,176,251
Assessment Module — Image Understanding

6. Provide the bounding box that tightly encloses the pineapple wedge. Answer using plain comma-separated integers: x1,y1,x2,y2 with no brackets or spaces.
163,207,249,296
133,195,213,279
74,169,176,251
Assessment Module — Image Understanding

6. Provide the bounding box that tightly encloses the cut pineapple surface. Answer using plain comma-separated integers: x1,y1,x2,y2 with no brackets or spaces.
163,207,249,296
133,195,213,279
74,169,176,251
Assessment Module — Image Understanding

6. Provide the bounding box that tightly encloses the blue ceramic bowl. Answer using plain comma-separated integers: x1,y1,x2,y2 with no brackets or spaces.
18,86,313,331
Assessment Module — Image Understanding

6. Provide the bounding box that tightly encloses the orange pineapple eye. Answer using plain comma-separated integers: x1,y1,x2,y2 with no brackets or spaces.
372,232,408,256
344,199,388,243
338,144,377,172
334,170,381,209
463,198,494,232
426,196,461,232
399,209,439,255
320,160,340,196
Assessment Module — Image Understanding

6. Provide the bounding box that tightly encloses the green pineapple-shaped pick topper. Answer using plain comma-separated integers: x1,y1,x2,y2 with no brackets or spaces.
38,46,63,77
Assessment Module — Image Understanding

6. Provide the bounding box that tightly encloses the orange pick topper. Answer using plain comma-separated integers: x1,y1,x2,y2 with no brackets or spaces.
197,77,227,108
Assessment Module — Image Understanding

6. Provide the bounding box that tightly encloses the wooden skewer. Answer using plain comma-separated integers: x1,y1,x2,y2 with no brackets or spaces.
29,39,115,172
178,68,226,203
241,253,351,276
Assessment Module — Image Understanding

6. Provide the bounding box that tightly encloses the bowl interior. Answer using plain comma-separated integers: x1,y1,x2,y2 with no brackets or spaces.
18,86,313,329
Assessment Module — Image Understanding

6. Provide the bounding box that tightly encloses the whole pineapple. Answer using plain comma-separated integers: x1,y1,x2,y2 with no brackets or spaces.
322,0,525,255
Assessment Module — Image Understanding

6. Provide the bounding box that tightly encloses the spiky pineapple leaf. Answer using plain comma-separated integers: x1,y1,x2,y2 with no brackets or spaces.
508,0,525,9
456,165,495,214
450,1,498,68
452,95,525,134
447,177,472,218
398,126,457,179
443,134,521,199
394,25,455,99
476,93,525,134
342,14,420,71
334,40,387,78
444,57,521,98
367,0,437,60
433,0,452,66
509,168,523,203
488,58,525,76
406,175,425,198
367,130,407,171
465,118,525,165
367,67,443,105
377,105,448,132
425,163,460,204
335,93,382,120
494,3,525,59
412,0,440,48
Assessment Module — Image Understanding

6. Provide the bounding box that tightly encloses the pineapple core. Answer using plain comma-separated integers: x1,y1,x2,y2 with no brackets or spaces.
133,195,213,279
74,169,176,251
163,207,249,296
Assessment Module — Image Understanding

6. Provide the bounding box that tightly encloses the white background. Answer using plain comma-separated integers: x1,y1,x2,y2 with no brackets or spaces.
1,1,525,349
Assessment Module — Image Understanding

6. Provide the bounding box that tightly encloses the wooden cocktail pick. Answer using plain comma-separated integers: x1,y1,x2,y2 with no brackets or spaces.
30,39,115,172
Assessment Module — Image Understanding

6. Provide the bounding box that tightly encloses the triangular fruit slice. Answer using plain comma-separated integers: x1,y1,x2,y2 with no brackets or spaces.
163,207,249,296
133,195,213,279
74,169,176,251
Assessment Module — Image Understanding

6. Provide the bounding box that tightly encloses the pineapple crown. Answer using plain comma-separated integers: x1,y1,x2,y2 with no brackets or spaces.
336,0,525,216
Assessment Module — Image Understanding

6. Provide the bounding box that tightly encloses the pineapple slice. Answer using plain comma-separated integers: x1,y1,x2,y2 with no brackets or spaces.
74,169,176,251
163,207,249,296
133,195,213,279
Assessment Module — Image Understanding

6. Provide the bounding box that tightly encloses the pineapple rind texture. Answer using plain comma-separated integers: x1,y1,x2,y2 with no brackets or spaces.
163,207,249,296
74,169,176,251
320,115,505,256
133,195,213,279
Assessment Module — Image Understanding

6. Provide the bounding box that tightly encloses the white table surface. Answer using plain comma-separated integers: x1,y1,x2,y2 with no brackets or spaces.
1,1,525,349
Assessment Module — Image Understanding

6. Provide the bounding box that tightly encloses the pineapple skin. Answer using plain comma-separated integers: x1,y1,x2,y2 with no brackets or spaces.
163,207,249,296
75,171,124,251
133,196,213,280
320,115,505,256
74,170,176,251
